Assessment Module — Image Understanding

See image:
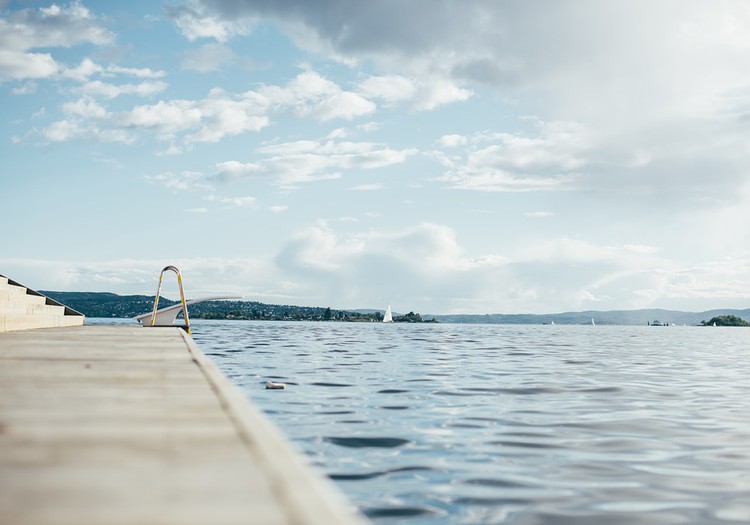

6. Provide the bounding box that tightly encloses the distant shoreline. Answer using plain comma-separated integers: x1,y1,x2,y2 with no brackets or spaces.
41,291,750,326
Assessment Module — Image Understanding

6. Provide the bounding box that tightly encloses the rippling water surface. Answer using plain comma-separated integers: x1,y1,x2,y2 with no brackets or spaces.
188,321,750,524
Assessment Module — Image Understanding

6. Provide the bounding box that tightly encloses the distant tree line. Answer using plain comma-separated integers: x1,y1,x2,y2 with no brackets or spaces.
40,291,436,323
701,315,749,327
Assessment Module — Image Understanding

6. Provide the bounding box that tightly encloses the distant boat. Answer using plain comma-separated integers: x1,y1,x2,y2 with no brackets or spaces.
591,317,596,326
383,305,393,323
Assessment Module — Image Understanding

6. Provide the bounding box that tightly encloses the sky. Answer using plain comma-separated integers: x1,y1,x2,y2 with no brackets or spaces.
2,0,750,315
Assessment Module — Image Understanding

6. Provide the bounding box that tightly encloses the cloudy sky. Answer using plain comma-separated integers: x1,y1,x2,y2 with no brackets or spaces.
2,0,750,315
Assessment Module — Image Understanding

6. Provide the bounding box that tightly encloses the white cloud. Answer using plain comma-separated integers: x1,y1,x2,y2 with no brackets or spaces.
11,81,37,95
181,43,235,72
144,170,211,191
193,1,750,120
151,141,406,196
119,89,269,143
413,74,472,110
105,65,166,79
77,80,168,99
213,138,415,185
63,58,103,81
34,69,379,146
274,221,513,311
356,75,416,104
41,119,85,142
213,160,263,181
165,0,253,43
517,238,659,266
260,70,376,121
4,234,749,314
0,49,59,80
437,134,468,148
0,2,113,81
180,1,750,198
62,97,108,119
64,59,166,84
437,118,590,192
207,195,256,208
0,256,285,301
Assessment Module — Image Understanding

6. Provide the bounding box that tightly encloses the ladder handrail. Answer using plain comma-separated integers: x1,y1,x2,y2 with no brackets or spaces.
150,265,191,333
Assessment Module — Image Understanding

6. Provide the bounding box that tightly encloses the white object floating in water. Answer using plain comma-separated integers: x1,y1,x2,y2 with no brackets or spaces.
383,304,393,323
265,381,286,390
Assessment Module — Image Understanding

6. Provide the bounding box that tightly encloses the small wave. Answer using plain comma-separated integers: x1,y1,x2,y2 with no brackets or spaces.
451,496,532,506
446,422,485,428
489,440,565,449
377,388,409,394
432,390,483,397
363,506,440,518
462,386,562,395
310,382,353,387
460,477,531,488
578,386,623,393
324,436,411,448
330,465,432,481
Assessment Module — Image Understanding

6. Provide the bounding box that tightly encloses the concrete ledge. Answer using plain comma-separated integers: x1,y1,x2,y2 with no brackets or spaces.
0,325,369,525
0,302,65,316
0,313,84,332
0,275,84,332
0,289,47,304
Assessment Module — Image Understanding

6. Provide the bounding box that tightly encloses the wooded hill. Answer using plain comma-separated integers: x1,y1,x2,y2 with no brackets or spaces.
40,291,435,323
40,291,748,325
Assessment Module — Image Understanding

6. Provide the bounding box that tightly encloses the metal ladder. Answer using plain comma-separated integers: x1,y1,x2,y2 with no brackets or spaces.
149,265,191,333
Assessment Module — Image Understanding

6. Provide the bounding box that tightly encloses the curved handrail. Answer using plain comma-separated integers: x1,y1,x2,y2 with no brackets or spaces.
150,265,191,333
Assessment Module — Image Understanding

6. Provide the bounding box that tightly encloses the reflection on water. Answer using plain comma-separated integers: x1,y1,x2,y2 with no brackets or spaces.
189,321,750,525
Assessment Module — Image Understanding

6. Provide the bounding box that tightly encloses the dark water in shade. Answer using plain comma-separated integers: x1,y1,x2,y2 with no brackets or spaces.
188,321,750,524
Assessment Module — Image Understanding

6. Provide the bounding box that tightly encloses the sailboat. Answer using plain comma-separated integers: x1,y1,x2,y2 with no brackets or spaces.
383,305,393,323
591,317,596,326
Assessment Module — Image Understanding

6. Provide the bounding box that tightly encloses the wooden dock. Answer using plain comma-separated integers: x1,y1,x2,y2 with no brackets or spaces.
0,325,369,525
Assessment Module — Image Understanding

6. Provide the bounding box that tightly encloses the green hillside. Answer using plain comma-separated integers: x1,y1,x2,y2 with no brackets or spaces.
40,291,435,323
40,291,748,325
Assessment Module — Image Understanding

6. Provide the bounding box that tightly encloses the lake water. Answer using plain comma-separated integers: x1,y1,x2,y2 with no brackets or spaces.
189,321,747,523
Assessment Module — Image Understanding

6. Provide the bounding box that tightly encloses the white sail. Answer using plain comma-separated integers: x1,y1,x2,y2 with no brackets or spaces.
383,305,393,323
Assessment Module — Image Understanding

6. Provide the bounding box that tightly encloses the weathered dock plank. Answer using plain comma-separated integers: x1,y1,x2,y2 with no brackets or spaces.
0,325,368,525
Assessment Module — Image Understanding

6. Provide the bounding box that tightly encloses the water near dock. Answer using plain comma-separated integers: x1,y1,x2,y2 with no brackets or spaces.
187,321,750,525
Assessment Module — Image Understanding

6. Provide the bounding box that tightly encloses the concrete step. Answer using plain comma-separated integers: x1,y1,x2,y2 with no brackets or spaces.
0,313,84,332
1,282,31,296
0,288,47,305
0,275,84,332
0,301,65,316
